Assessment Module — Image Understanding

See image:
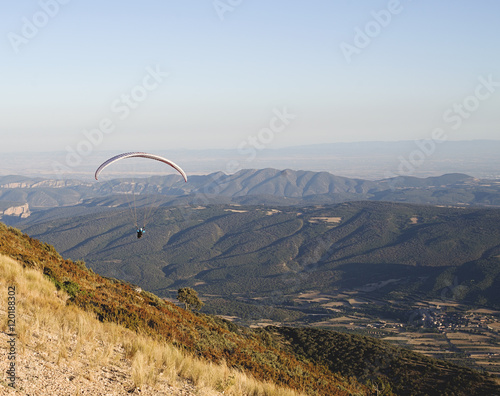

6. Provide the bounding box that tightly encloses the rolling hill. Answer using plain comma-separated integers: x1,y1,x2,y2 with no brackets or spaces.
17,201,500,319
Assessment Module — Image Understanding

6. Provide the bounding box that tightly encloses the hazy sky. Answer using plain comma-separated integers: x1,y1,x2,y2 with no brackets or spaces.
1,0,499,154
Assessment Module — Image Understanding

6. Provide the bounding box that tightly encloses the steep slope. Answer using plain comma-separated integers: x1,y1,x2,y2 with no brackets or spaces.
1,223,498,395
0,254,218,395
0,222,367,395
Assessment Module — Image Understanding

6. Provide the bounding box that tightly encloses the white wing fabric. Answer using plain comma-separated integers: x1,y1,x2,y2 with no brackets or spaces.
94,152,187,182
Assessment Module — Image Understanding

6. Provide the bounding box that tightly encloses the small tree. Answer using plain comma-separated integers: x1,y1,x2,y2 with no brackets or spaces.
177,287,204,311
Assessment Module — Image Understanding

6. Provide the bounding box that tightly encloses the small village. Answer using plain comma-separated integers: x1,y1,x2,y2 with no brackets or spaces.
353,307,500,377
409,309,499,333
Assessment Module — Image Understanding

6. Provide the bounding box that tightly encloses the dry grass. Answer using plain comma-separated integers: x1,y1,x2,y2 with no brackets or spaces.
0,254,303,396
124,336,302,395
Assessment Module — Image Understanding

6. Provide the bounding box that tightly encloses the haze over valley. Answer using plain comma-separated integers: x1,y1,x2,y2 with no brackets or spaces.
2,140,500,180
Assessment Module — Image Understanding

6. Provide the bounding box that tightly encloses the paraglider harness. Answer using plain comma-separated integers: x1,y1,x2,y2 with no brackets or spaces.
137,228,145,238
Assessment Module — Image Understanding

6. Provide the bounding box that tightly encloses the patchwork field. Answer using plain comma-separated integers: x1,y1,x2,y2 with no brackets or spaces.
281,289,500,377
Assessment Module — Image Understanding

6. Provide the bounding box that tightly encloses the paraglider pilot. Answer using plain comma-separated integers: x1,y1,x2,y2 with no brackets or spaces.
137,228,145,238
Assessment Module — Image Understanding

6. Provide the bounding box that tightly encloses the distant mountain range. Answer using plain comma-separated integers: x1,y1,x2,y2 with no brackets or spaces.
1,169,500,217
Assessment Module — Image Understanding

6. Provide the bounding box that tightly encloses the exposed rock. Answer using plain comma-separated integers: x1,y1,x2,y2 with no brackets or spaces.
0,203,30,218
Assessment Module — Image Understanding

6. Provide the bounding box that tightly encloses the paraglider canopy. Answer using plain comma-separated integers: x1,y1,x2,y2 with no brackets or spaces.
94,152,187,182
94,152,187,237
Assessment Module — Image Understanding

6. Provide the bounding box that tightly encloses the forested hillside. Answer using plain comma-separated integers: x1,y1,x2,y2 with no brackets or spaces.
1,222,499,395
20,201,500,314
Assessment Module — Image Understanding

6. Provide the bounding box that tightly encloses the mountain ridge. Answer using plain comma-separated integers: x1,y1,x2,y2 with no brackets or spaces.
2,169,498,215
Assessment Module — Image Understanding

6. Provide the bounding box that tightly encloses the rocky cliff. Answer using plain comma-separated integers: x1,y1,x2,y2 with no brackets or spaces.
0,203,31,219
